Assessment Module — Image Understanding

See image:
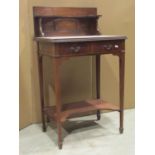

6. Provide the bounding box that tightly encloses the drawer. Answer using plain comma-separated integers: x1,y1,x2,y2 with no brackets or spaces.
39,40,125,57
55,42,90,56
92,40,124,54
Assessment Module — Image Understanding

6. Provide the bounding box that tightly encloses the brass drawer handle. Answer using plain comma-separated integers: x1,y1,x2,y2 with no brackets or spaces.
103,44,113,50
70,46,81,53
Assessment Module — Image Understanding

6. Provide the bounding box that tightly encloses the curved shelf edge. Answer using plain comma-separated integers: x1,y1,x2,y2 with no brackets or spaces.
44,99,120,122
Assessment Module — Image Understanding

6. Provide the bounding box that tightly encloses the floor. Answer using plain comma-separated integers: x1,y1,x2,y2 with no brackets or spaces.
20,110,134,155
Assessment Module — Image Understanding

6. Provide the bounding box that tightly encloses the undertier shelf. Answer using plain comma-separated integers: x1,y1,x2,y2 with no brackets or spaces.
44,99,120,122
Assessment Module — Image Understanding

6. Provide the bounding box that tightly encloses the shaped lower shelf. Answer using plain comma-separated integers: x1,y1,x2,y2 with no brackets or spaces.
44,99,120,122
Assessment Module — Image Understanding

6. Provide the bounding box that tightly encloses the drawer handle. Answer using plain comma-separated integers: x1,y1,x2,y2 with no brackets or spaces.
70,46,81,53
114,44,119,48
103,44,113,50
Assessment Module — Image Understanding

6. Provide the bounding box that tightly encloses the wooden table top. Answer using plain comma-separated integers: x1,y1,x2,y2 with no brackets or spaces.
35,35,127,43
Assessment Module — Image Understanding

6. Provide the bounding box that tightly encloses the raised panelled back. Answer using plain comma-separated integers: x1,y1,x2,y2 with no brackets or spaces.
33,7,101,36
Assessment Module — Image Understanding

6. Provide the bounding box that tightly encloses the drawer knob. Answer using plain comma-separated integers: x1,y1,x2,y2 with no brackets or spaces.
114,44,119,48
70,46,81,53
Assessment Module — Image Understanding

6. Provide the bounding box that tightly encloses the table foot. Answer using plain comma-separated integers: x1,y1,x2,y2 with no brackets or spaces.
58,143,62,149
96,110,101,120
42,126,47,132
119,128,124,134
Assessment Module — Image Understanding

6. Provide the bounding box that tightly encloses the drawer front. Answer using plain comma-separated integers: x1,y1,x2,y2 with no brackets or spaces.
92,40,124,54
56,42,90,56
